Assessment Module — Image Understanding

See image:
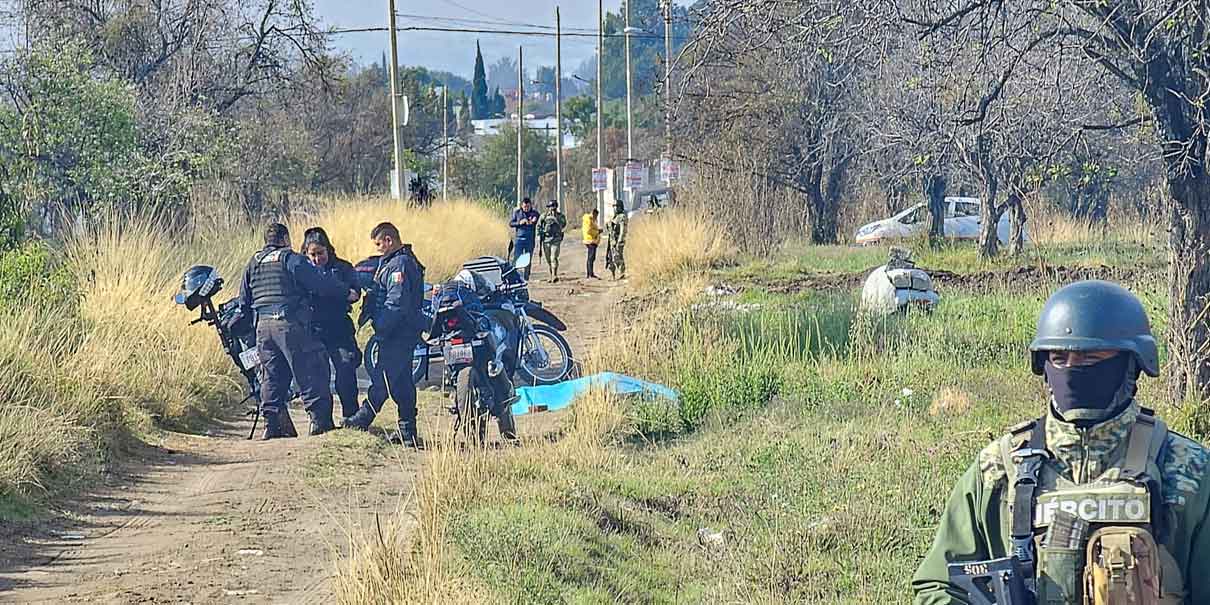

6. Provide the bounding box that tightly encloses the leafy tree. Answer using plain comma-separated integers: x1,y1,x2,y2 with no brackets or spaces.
471,41,490,120
1,42,205,226
453,122,554,201
535,66,557,96
599,0,692,101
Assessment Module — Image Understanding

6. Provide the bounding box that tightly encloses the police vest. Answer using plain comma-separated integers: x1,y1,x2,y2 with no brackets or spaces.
249,247,298,310
1000,410,1186,604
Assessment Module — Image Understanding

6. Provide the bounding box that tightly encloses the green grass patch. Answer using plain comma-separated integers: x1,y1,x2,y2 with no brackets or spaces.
432,241,1196,602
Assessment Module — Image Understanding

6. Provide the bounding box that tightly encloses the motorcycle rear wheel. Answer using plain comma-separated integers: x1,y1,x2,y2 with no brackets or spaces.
516,324,574,386
454,369,489,447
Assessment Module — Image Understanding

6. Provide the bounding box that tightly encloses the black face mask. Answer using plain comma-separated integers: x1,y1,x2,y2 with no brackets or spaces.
1043,353,1131,422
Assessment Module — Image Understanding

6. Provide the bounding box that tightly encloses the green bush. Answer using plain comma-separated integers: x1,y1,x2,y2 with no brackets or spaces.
0,242,78,313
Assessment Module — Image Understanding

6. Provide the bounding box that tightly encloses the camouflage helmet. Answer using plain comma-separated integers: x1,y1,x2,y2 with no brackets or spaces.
1029,280,1159,377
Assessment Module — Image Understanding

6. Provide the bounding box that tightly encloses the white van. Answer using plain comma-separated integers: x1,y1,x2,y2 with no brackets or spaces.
853,197,1022,246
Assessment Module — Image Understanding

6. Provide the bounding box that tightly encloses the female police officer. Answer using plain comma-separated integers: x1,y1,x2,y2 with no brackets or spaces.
301,227,363,422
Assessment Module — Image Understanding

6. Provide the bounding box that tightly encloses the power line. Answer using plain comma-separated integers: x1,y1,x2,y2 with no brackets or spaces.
397,25,688,42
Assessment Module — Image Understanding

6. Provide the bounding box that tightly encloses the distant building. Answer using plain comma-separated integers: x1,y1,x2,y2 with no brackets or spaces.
470,116,579,150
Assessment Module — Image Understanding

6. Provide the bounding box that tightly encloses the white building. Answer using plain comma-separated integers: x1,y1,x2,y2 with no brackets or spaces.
470,116,579,149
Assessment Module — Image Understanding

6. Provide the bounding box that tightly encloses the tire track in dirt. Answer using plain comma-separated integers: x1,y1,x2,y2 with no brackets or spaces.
0,412,420,604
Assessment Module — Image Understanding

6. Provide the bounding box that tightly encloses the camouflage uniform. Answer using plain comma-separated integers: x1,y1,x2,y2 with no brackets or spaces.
912,402,1210,603
606,208,628,279
537,208,567,280
915,280,1210,604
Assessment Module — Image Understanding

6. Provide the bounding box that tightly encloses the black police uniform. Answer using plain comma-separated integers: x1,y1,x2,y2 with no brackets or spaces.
310,256,363,419
239,244,348,437
345,245,426,442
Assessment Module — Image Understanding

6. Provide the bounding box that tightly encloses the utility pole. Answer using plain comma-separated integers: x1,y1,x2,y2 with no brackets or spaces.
516,46,524,205
624,0,634,160
387,0,406,201
442,85,449,202
596,0,605,220
555,7,563,211
661,0,673,164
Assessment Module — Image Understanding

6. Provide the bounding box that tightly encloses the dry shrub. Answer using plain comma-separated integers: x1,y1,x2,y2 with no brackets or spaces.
1023,198,1163,247
929,387,974,418
66,217,255,427
0,313,95,495
678,152,807,254
301,198,511,282
626,208,736,284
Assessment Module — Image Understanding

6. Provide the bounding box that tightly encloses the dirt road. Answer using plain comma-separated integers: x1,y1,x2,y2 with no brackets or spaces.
0,240,622,604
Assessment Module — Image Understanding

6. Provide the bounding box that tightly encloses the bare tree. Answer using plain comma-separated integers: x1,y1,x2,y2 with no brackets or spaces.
909,0,1210,404
678,0,882,244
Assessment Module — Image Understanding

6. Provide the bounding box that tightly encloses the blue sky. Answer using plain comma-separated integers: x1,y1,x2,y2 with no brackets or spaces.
314,1,686,78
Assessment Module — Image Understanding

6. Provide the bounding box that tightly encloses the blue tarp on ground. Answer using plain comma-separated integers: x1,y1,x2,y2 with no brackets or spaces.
512,372,679,417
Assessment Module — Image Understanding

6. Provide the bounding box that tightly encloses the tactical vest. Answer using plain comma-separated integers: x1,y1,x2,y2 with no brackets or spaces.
249,247,298,310
1000,409,1186,604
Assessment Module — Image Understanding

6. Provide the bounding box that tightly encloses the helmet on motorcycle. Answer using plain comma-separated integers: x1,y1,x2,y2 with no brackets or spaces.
173,265,223,310
453,268,493,296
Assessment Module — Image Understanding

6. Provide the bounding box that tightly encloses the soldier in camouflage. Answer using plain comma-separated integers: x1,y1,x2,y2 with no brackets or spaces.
913,280,1210,604
536,200,567,283
605,199,628,280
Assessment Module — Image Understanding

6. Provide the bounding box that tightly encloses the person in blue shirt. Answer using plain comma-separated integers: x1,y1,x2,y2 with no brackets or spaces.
238,223,351,439
509,197,539,279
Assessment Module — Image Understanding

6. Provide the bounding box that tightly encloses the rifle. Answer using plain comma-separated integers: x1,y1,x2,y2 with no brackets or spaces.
947,556,1033,605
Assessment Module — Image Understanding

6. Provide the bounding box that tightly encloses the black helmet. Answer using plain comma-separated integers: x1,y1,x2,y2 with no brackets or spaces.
1029,280,1159,377
173,265,223,310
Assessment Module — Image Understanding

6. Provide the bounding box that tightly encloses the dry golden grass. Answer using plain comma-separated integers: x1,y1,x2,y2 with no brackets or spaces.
1023,201,1163,247
625,208,736,284
301,198,511,282
929,387,974,418
0,313,92,496
66,218,256,427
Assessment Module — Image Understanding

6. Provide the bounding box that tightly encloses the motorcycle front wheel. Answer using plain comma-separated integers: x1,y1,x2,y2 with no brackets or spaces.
516,324,573,386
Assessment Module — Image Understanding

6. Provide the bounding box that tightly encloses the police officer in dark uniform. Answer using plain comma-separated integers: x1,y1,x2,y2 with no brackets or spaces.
301,227,363,421
239,223,351,439
344,222,428,448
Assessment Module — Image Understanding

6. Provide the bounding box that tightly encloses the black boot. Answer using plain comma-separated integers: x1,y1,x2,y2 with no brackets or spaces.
279,407,299,438
261,406,290,440
497,409,518,443
309,414,336,436
389,421,425,449
342,400,377,431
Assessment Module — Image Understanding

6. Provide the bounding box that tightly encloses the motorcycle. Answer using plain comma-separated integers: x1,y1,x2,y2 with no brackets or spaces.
411,253,575,387
173,265,296,440
427,270,517,446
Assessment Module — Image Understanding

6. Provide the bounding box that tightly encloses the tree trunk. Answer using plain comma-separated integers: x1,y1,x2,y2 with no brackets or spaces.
977,179,1003,259
809,190,840,244
1165,171,1210,406
924,174,946,248
1008,193,1027,256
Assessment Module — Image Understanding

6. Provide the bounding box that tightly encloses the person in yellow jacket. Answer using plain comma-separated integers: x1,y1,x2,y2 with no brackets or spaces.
581,208,601,279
